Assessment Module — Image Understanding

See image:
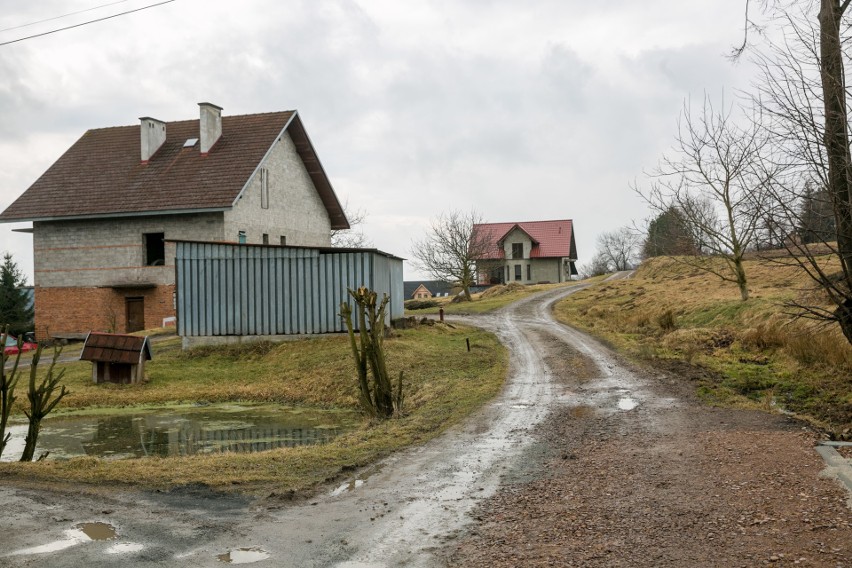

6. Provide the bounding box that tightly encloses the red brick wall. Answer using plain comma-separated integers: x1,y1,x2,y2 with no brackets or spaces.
35,285,175,338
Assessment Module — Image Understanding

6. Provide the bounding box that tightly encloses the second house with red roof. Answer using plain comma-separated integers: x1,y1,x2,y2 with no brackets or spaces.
473,219,578,285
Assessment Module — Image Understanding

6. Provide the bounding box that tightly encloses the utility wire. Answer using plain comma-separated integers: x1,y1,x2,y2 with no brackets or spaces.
0,0,176,47
0,0,135,33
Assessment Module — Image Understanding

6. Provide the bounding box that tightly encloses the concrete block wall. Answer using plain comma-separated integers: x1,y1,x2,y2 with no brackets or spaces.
225,131,332,247
500,259,565,284
501,229,532,260
33,212,224,288
35,285,175,337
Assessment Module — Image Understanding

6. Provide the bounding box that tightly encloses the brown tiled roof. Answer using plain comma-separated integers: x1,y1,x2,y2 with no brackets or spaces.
474,220,577,260
80,332,152,364
0,111,349,229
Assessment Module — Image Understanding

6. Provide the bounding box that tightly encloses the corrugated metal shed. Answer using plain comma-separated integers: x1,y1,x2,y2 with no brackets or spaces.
173,241,404,338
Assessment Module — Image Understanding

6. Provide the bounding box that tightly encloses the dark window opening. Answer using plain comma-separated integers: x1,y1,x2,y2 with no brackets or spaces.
512,243,523,259
262,233,269,245
280,235,287,246
144,233,165,266
527,264,531,281
514,264,522,281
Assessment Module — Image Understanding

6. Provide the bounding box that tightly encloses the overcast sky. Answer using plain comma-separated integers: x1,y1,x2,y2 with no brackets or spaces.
0,0,757,281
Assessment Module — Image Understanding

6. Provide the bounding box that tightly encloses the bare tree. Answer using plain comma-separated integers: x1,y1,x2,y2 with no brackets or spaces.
580,252,611,279
596,227,641,271
733,2,852,341
331,201,372,248
635,98,778,301
410,210,493,301
734,0,852,341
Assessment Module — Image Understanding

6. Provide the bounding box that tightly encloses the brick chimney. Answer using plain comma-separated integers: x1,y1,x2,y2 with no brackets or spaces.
198,102,222,154
139,117,166,162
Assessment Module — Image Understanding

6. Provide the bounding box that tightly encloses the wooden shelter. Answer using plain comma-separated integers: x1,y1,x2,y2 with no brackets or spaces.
80,332,152,384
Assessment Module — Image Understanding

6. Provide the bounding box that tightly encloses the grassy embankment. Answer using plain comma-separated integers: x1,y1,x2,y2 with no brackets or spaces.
0,324,506,492
554,256,852,434
406,280,592,316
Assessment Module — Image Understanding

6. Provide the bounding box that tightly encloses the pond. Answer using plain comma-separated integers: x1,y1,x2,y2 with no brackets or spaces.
1,403,361,462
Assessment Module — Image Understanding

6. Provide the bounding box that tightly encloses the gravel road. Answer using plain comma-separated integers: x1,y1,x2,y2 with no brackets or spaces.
1,282,850,567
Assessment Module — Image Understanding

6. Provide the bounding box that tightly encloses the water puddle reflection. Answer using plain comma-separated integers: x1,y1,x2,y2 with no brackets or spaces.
2,403,359,461
217,547,270,564
9,522,117,556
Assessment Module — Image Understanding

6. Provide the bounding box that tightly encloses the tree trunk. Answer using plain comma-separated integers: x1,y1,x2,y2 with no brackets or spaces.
734,257,750,301
819,1,852,279
19,420,39,462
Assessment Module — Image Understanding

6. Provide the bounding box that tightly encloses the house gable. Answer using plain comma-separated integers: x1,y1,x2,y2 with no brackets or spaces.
224,129,332,247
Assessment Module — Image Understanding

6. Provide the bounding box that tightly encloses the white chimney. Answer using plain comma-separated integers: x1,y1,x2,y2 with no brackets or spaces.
139,117,166,162
199,102,223,154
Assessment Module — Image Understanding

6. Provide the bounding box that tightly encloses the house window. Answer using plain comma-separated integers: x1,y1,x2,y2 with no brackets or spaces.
260,168,269,209
527,264,531,281
514,264,522,281
262,233,269,245
505,266,509,282
238,231,247,244
280,235,287,246
143,233,165,266
512,243,523,259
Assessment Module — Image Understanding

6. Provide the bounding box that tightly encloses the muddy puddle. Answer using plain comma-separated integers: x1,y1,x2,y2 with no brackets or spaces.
217,547,271,564
1,403,360,461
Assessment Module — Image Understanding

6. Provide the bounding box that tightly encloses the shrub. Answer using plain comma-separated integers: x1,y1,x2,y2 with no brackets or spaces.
657,309,677,332
405,299,439,310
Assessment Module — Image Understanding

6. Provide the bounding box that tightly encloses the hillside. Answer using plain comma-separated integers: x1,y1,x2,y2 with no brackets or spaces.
554,255,852,435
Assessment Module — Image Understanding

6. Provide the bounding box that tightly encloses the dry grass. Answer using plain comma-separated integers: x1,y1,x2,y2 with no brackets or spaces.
0,324,508,493
406,280,582,316
554,255,852,433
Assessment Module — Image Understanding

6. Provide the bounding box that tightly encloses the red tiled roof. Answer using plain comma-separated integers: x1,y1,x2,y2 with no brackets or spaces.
0,111,349,229
80,332,151,364
473,219,577,260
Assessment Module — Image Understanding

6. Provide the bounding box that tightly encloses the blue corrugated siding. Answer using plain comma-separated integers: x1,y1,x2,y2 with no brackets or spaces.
176,242,403,337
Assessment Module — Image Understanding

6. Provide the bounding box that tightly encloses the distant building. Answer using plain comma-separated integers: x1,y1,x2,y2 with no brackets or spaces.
403,280,454,300
473,219,578,285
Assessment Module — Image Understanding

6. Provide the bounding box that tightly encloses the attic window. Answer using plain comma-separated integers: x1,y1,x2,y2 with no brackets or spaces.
512,243,523,259
144,233,165,266
183,138,198,148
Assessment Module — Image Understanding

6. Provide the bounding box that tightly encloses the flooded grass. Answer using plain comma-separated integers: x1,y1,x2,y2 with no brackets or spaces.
1,403,360,461
0,324,507,493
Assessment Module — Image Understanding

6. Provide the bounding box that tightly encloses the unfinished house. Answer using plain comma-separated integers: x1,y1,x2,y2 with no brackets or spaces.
0,104,348,337
473,219,578,285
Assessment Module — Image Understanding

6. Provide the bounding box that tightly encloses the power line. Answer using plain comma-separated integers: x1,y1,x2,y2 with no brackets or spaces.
0,0,136,33
0,0,176,47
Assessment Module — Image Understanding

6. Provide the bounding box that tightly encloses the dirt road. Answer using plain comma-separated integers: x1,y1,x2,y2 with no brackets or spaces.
1,282,850,567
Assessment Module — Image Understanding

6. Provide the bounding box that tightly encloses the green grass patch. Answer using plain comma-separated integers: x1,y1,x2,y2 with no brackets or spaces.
0,324,507,493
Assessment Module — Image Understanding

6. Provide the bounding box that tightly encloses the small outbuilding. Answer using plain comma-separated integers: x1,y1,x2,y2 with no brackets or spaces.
80,332,152,384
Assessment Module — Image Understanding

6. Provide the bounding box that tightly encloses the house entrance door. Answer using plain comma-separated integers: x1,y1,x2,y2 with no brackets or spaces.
126,297,144,333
